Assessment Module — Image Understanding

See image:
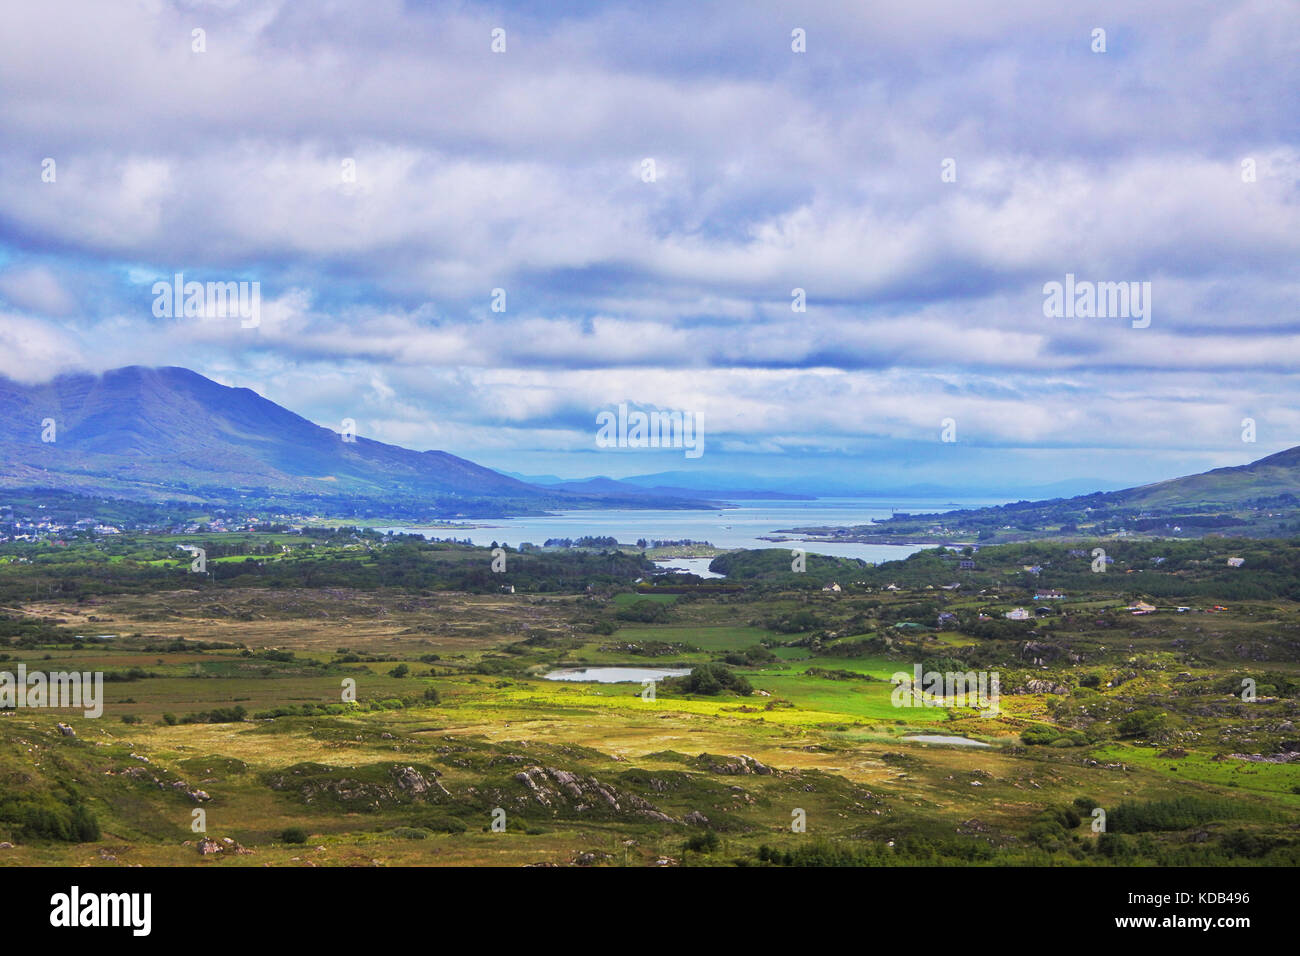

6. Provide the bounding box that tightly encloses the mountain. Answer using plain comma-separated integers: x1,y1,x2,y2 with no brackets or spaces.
544,475,810,501
0,367,707,513
621,470,1126,500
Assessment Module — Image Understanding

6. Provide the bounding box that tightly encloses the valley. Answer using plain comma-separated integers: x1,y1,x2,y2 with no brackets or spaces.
2,530,1297,867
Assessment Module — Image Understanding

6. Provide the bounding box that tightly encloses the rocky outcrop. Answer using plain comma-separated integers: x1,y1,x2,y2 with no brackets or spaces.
264,762,450,809
114,766,210,802
1016,679,1070,695
506,766,675,823
697,754,774,775
392,765,451,799
1229,751,1300,764
195,836,251,856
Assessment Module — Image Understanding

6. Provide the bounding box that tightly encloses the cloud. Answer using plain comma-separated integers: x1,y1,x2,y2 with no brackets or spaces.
0,0,1295,486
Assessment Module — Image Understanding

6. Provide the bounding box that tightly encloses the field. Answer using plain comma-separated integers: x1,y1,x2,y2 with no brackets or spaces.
2,531,1299,867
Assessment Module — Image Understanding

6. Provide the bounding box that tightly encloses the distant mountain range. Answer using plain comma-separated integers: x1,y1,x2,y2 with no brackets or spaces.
0,367,709,513
505,469,1126,500
2,367,1292,520
505,473,812,501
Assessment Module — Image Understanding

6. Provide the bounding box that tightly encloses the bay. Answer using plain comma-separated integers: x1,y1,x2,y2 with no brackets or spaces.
389,496,1004,563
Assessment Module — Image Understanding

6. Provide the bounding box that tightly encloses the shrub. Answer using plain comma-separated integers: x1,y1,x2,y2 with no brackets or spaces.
1118,708,1168,739
666,663,751,696
615,600,671,624
684,831,720,853
0,796,100,842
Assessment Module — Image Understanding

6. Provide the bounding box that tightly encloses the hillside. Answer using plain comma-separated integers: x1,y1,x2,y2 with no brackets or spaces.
774,445,1300,545
1114,445,1300,508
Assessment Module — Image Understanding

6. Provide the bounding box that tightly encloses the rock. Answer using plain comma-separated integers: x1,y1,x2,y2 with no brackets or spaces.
1020,679,1069,695
392,765,449,798
197,838,223,855
170,780,210,802
684,811,710,826
1229,751,1300,764
56,722,76,737
701,754,773,775
511,766,674,822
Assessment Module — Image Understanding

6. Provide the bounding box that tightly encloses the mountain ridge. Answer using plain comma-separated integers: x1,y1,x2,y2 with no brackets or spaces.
0,366,707,513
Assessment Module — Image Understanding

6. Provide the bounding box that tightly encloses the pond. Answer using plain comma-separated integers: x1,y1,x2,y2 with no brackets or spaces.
543,666,692,683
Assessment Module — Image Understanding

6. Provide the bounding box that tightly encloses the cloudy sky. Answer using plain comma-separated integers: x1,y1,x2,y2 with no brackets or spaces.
1,0,1296,493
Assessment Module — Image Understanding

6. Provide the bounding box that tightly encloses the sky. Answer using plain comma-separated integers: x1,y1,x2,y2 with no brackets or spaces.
0,0,1296,494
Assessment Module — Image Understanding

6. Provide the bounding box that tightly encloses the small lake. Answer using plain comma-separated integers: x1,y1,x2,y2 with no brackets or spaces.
901,735,992,748
544,666,692,683
652,557,725,578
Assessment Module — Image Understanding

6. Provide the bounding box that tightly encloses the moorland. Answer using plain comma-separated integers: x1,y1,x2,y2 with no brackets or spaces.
1,528,1298,866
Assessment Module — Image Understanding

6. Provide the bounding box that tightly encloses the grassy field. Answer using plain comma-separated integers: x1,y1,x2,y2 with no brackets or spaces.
3,534,1299,867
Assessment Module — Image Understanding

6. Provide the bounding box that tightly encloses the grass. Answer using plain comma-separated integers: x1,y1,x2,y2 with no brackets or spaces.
4,546,1300,867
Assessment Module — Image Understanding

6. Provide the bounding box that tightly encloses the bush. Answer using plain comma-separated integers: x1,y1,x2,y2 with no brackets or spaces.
280,826,309,844
1118,708,1167,739
684,830,720,853
410,813,468,834
1108,796,1266,833
615,600,671,624
665,663,751,696
0,796,100,842
389,826,430,840
179,705,247,724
